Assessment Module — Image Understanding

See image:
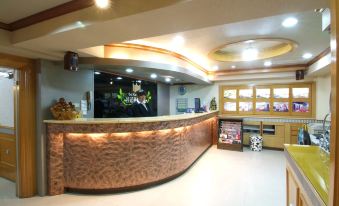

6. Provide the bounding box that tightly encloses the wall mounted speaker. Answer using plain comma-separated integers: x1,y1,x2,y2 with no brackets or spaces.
64,51,79,71
296,70,304,80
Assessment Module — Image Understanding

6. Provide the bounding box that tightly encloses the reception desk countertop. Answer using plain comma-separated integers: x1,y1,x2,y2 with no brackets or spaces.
284,144,329,205
44,111,218,124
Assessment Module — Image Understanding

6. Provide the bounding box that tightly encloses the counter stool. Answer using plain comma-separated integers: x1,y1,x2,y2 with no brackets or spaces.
250,135,263,151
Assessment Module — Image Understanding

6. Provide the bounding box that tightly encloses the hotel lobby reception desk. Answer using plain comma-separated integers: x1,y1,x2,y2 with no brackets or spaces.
44,112,217,195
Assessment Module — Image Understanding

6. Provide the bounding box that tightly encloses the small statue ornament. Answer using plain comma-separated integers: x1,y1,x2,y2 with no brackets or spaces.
209,97,217,111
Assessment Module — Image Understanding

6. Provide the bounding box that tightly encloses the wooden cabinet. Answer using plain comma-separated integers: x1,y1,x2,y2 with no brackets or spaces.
285,123,303,144
0,134,16,181
243,121,286,149
286,167,312,206
243,121,261,145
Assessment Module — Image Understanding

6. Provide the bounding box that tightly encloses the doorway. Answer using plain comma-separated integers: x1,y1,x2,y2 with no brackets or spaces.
0,67,17,198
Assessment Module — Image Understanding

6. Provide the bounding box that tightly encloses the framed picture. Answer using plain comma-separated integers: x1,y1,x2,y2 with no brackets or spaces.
292,102,309,112
239,102,253,112
224,90,236,99
224,102,237,111
292,88,309,98
273,102,289,112
239,89,253,98
273,88,289,98
256,102,270,112
256,88,270,98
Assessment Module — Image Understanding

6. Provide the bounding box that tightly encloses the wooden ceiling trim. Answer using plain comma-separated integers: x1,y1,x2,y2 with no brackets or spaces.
0,21,10,30
213,65,306,76
2,0,94,31
307,47,331,67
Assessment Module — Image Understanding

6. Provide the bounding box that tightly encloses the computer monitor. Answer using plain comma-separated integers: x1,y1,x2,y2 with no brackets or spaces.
194,98,201,113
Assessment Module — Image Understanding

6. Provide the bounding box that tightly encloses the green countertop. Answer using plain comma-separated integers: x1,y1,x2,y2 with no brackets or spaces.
285,144,329,205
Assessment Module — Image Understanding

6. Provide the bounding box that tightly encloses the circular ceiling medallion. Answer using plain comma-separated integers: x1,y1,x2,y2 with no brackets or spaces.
208,38,297,62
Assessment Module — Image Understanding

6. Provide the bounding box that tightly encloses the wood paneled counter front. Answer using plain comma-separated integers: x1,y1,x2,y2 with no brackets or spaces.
44,111,218,195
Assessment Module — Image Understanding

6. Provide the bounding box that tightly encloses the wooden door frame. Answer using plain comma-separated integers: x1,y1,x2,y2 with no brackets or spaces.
0,52,36,197
330,1,339,205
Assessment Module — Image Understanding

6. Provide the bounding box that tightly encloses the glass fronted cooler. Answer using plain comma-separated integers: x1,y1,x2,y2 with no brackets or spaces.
217,119,243,151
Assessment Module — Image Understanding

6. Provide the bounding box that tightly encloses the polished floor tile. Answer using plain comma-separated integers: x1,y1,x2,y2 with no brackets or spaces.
0,146,286,206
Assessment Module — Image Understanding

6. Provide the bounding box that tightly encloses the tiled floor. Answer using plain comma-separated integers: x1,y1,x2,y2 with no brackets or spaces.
0,146,286,206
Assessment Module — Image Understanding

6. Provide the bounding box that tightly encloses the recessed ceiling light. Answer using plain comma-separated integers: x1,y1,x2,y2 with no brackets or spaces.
95,0,110,9
212,65,219,70
172,35,185,46
245,40,255,44
137,80,142,83
282,17,298,28
165,77,171,82
150,73,157,79
76,21,85,28
302,53,313,59
264,61,272,67
116,77,122,80
109,81,113,85
231,65,236,69
126,68,134,73
94,71,101,75
242,48,258,61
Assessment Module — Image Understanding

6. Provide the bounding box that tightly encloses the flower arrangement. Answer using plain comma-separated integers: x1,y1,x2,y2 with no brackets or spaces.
50,98,79,120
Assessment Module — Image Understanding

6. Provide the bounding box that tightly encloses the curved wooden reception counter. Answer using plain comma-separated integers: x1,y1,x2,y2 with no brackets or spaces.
45,111,217,195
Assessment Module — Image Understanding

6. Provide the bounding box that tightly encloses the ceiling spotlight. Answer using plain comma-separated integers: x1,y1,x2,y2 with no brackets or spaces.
302,53,313,59
95,0,110,9
264,61,272,67
126,68,134,73
165,77,171,82
231,65,236,69
94,71,101,75
109,81,113,85
116,77,122,80
242,47,258,61
150,73,157,79
282,17,298,28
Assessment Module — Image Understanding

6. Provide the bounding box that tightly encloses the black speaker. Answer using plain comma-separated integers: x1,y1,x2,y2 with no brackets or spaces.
64,51,79,71
296,70,304,80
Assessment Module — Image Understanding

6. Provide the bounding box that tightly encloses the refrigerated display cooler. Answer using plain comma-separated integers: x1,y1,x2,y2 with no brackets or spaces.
217,118,243,151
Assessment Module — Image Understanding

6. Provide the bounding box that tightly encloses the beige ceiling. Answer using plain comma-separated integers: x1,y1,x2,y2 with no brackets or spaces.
0,0,331,82
128,10,329,71
0,0,71,23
